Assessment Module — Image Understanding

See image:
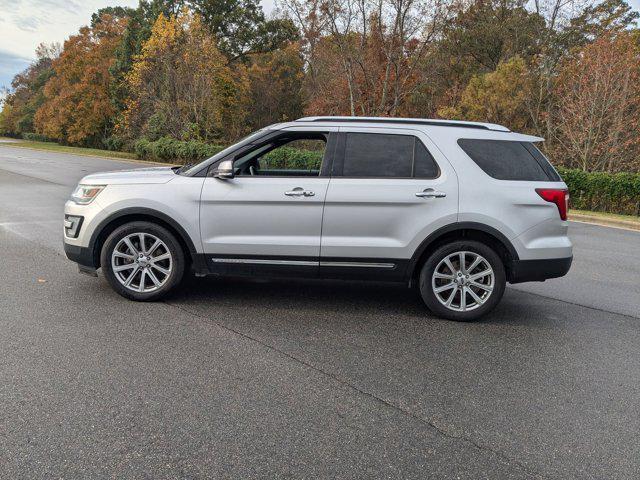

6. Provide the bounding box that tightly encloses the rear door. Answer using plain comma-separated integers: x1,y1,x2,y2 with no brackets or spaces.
319,127,459,280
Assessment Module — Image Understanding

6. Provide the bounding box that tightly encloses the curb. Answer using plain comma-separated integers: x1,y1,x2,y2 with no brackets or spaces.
569,213,640,232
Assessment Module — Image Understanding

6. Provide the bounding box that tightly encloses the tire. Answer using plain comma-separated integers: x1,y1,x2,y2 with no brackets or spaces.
418,240,506,321
100,221,185,301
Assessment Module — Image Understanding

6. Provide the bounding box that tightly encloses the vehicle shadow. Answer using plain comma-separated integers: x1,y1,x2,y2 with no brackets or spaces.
168,273,548,327
175,273,426,313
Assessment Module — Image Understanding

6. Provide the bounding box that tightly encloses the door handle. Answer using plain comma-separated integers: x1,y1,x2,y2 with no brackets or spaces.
416,188,446,198
285,187,315,197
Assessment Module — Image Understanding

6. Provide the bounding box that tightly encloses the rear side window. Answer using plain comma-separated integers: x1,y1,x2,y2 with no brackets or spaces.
342,133,439,178
414,138,439,178
458,139,560,181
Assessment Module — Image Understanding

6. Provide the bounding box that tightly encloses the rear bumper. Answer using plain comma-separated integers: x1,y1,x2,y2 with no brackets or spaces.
64,242,96,269
508,256,572,284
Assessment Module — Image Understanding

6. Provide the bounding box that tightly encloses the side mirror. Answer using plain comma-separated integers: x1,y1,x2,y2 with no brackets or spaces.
212,160,234,179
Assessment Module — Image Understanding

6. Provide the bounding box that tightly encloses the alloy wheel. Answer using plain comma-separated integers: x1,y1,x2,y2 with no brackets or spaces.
431,251,494,312
111,232,173,293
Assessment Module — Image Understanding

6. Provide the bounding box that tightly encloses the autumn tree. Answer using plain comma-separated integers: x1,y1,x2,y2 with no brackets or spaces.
121,10,248,143
34,15,127,145
440,0,545,74
438,56,535,132
282,0,452,116
0,43,59,136
109,1,191,115
551,33,640,172
245,42,305,129
407,0,544,120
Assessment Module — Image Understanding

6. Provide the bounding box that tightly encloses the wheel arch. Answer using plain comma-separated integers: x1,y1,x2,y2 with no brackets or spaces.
89,208,202,272
407,222,519,286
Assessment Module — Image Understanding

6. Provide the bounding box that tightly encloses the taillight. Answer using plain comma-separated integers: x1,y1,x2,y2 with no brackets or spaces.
536,188,569,221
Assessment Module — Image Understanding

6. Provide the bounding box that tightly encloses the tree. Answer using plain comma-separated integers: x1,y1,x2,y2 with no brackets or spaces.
438,56,534,132
190,0,298,61
561,0,639,48
420,0,545,120
440,0,545,73
120,10,248,142
0,43,59,137
34,15,127,145
109,0,187,114
91,6,136,27
282,0,451,116
552,33,640,172
245,42,305,129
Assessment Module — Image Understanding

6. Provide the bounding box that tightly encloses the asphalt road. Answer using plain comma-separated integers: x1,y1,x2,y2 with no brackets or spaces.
0,145,639,479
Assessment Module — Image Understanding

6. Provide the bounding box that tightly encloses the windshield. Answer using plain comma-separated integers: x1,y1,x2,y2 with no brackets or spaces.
179,129,269,176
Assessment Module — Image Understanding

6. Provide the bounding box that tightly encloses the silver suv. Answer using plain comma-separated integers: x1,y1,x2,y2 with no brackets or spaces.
63,117,572,321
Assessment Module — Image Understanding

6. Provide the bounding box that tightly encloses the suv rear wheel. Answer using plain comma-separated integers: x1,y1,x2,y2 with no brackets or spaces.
100,221,185,301
419,240,506,321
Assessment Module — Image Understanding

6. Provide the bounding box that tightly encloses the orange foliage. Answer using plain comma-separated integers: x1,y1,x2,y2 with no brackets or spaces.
552,33,640,172
35,15,127,145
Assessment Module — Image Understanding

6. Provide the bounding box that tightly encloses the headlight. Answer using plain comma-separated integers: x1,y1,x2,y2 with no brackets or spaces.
71,185,105,205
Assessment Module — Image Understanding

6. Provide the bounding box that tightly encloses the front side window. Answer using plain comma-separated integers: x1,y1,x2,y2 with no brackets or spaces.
342,133,439,178
458,139,561,181
234,134,327,177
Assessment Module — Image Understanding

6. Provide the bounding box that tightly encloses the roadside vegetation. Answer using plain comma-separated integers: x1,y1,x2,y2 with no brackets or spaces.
0,0,639,216
558,168,640,216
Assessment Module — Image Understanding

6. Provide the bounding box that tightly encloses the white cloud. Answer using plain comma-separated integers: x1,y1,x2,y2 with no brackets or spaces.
0,0,138,59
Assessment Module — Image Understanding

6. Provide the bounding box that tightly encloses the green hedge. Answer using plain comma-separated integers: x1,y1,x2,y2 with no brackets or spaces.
262,146,323,170
133,138,323,167
134,137,225,163
22,132,53,142
557,167,640,216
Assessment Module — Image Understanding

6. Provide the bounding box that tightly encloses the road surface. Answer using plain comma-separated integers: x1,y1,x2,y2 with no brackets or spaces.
1,145,639,479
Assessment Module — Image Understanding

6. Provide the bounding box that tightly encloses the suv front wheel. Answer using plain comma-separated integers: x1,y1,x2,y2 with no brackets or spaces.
101,221,185,301
419,240,506,321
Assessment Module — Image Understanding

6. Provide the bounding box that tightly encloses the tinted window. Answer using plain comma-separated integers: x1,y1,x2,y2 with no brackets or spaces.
458,139,560,181
413,138,439,178
522,143,561,181
343,133,438,178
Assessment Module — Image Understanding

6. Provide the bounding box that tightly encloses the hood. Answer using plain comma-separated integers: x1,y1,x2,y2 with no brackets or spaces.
79,166,177,185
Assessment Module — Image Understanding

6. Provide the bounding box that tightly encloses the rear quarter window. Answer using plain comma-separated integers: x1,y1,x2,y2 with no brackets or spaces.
458,139,560,181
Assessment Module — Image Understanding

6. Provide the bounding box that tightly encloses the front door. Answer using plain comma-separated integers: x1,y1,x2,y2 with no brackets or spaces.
199,128,335,276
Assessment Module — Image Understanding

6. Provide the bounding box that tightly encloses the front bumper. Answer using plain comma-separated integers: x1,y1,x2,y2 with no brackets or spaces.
64,242,96,269
508,256,573,284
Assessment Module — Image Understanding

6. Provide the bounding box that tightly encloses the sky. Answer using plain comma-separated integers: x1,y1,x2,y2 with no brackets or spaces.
0,0,638,93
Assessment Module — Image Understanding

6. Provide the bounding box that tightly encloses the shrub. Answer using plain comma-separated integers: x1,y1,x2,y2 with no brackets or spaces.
22,132,53,142
102,136,124,152
134,137,225,163
557,167,640,216
262,146,323,170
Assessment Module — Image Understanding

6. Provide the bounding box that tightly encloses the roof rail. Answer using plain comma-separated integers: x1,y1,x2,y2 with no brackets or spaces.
295,116,510,132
